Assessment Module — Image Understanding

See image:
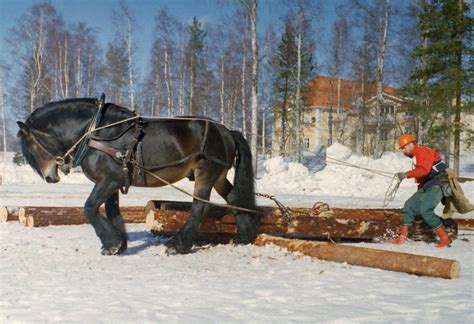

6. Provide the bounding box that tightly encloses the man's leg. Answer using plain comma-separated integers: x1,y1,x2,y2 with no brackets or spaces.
419,186,450,248
391,190,422,244
419,186,443,229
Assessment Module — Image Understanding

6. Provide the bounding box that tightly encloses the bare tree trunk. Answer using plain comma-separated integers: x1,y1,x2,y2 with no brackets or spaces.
126,15,135,111
295,0,303,162
164,41,173,117
0,66,6,166
374,0,390,158
261,97,266,156
280,79,289,156
249,0,258,170
357,78,367,154
220,53,225,124
241,52,247,136
189,55,195,115
75,46,82,97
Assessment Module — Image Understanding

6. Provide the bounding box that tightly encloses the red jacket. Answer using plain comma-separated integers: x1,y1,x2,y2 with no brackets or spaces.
405,145,443,189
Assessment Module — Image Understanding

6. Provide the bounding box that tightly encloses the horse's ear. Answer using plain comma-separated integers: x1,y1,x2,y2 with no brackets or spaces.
17,121,30,137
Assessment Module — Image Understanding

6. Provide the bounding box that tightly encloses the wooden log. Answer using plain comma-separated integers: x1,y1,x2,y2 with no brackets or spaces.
452,218,474,231
0,207,8,223
145,200,457,242
18,206,146,227
0,207,20,223
255,235,461,279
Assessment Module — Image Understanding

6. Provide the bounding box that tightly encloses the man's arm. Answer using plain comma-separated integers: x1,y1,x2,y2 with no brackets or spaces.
406,153,431,179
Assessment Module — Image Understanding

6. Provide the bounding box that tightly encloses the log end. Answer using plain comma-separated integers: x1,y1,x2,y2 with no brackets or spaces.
146,209,162,232
0,207,8,223
450,261,461,279
18,208,27,226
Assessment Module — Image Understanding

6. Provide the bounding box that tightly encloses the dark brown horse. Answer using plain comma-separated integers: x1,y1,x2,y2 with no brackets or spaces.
17,98,258,255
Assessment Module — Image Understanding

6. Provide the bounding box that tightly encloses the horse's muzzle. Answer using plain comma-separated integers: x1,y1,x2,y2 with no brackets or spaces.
45,176,60,183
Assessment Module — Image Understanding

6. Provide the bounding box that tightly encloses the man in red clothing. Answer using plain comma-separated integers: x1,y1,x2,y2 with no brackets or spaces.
390,134,451,248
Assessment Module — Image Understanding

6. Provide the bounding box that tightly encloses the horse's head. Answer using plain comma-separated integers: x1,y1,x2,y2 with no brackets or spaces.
17,121,63,183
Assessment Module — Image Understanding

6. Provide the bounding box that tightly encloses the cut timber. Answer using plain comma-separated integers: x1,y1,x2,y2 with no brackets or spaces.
255,235,461,279
145,200,457,242
18,206,146,227
0,207,8,222
1,208,20,222
453,218,474,231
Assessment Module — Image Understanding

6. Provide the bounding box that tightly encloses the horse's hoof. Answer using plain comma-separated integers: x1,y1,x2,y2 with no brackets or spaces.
118,239,128,254
165,238,191,255
233,235,257,246
101,241,124,256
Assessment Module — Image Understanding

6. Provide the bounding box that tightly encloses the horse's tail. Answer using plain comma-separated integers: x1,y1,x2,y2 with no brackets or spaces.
230,130,256,210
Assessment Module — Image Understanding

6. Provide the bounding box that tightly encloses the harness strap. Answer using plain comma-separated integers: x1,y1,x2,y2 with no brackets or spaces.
88,139,124,160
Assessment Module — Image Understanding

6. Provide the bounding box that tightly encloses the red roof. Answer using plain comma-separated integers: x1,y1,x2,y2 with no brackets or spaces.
303,75,399,110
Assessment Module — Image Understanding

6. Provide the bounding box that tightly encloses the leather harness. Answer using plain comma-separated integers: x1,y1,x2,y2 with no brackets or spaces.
86,116,231,194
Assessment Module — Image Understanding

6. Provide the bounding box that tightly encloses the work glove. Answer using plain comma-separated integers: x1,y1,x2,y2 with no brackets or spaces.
396,172,406,181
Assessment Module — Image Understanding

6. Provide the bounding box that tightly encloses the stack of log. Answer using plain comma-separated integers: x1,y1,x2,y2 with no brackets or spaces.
145,200,461,242
0,206,146,227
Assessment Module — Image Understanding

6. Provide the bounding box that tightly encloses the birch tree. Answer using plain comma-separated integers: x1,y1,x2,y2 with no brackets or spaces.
239,0,259,170
112,2,137,110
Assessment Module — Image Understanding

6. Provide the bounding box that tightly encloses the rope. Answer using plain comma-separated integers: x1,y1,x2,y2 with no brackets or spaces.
325,156,394,178
383,175,402,207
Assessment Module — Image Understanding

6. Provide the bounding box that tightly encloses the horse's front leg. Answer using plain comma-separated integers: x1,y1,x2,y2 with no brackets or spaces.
84,180,125,255
105,191,128,254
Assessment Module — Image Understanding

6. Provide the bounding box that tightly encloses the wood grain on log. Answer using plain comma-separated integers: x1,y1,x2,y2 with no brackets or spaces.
453,218,474,231
255,235,461,279
18,206,146,227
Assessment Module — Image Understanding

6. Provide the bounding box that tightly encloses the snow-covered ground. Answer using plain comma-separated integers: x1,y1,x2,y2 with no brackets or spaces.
1,144,473,322
1,222,473,323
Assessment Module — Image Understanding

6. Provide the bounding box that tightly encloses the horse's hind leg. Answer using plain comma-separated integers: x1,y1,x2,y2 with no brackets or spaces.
105,191,128,253
84,180,125,255
214,173,259,245
166,164,220,255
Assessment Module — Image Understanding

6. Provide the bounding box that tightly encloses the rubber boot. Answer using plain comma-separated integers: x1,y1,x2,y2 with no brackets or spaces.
390,225,409,245
435,226,451,248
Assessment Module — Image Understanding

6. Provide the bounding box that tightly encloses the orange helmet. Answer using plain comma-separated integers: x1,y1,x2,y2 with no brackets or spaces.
399,134,416,149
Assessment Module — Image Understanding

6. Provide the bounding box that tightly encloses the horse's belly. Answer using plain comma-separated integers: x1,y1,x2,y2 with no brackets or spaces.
133,162,194,188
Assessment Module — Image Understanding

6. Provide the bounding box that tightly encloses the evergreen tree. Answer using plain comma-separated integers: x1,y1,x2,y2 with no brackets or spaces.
271,17,313,157
272,18,297,156
187,17,207,115
104,40,129,105
403,0,473,174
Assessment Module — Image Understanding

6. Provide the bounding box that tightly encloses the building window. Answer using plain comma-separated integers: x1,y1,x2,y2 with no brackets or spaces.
303,137,310,149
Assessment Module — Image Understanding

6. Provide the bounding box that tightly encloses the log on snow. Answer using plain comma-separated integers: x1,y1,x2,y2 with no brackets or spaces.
18,206,146,227
453,218,474,231
145,200,457,241
255,235,461,279
0,207,20,223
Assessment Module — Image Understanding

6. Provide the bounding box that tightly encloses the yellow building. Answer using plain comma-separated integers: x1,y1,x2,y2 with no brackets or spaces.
273,75,405,155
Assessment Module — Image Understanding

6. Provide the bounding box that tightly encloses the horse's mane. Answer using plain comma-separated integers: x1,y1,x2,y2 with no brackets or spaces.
26,98,133,126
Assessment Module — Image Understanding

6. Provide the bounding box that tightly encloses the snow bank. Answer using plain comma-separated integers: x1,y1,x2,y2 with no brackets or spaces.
259,143,455,200
1,162,88,184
